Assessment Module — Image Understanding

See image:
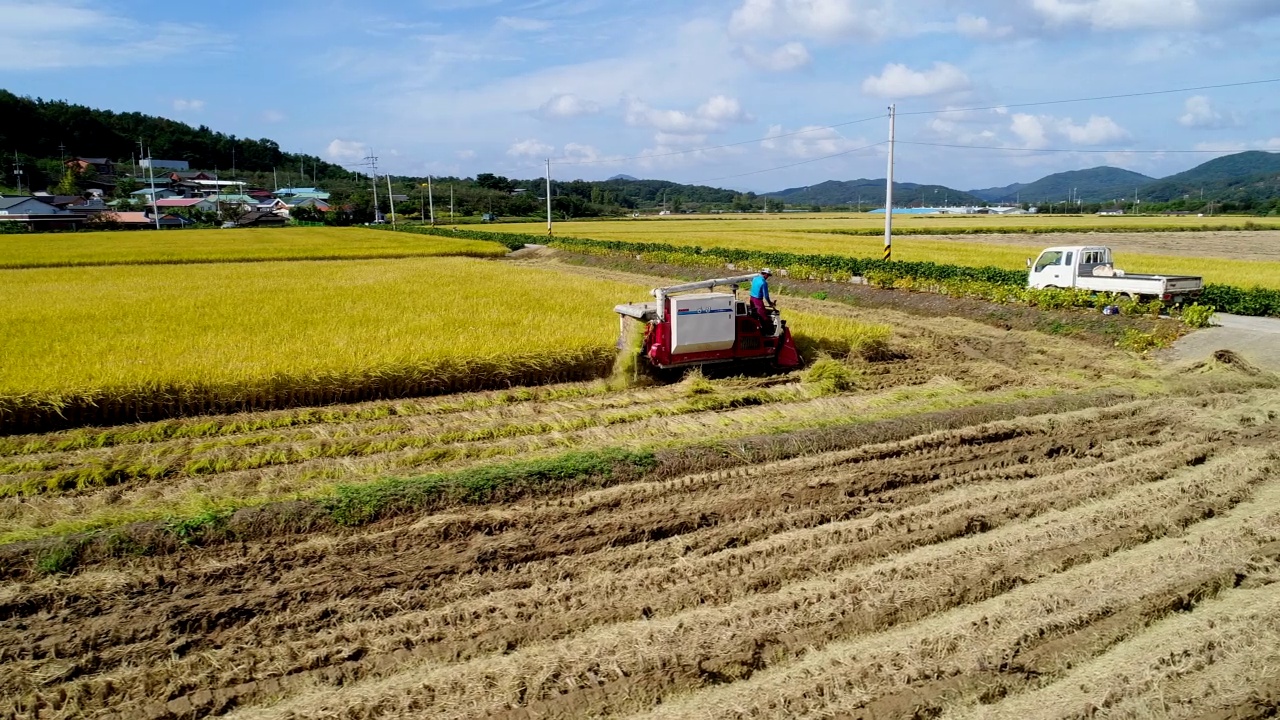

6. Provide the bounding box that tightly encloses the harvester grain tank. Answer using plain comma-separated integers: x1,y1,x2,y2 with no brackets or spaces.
614,273,802,371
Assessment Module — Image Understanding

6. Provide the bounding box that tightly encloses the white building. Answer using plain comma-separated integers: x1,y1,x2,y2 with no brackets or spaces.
140,159,190,171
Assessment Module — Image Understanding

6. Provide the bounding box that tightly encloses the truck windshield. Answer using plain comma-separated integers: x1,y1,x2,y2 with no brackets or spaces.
1034,251,1063,272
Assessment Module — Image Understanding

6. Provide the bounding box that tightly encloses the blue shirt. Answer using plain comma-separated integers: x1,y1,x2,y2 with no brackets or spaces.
749,275,770,301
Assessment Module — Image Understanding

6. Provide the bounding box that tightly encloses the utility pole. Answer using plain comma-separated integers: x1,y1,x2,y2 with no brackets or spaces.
364,152,380,222
12,151,23,194
145,143,160,229
386,173,396,228
545,158,553,236
58,142,66,162
884,104,896,262
273,168,279,193
450,184,454,222
427,175,435,226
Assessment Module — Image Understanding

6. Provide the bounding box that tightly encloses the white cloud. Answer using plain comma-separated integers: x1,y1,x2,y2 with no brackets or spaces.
0,1,229,69
507,139,554,157
562,143,606,163
741,42,812,71
497,16,551,32
625,94,753,133
1056,115,1129,144
697,95,751,124
729,0,885,40
326,139,369,164
172,99,205,112
539,93,600,119
761,124,870,158
262,109,286,123
861,62,971,98
456,149,477,160
1178,95,1239,128
1008,113,1129,148
1010,114,1050,149
955,13,1012,39
1030,0,1200,30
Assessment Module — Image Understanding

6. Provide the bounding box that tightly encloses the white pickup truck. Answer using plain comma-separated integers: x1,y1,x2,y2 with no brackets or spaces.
1027,245,1203,302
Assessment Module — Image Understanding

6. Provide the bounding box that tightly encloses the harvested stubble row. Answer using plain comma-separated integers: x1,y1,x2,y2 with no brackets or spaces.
2,379,1277,719
0,256,644,434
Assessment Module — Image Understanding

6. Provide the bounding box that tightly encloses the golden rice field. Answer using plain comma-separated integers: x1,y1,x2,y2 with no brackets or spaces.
0,251,897,434
0,256,643,431
484,217,1280,289
0,226,508,268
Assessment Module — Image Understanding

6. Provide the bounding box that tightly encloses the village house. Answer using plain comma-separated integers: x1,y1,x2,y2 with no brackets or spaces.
64,157,116,176
0,196,86,230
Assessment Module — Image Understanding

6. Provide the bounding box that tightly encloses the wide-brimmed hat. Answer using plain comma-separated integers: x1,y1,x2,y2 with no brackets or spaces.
760,268,772,275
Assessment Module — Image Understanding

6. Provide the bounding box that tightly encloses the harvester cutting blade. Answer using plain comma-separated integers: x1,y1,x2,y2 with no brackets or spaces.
775,327,801,368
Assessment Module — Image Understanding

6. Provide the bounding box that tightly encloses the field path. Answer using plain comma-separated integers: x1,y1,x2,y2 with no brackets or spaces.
1167,312,1280,372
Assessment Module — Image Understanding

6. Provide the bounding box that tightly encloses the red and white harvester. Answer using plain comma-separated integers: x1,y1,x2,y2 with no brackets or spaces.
614,273,802,371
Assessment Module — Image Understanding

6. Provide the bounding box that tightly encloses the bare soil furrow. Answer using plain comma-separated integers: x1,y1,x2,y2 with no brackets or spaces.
627,463,1280,720
140,445,1269,720
0,405,1176,660
15,429,1207,716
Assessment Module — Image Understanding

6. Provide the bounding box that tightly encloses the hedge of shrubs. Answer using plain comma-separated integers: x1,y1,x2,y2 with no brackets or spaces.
384,225,1280,318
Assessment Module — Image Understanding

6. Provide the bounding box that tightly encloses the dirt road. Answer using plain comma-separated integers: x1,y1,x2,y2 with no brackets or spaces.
1168,312,1280,372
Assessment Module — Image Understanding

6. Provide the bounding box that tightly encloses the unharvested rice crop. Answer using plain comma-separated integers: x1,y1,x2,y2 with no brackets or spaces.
0,256,647,431
0,226,508,269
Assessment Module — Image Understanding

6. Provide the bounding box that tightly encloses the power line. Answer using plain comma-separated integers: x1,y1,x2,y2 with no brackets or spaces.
896,77,1280,117
898,140,1236,154
695,141,887,184
550,113,886,166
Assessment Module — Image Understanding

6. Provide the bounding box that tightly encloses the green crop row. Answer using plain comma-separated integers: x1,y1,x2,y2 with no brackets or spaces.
323,448,657,526
384,224,530,251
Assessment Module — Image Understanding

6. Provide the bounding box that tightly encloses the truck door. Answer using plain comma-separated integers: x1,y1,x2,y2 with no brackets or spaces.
1030,250,1066,288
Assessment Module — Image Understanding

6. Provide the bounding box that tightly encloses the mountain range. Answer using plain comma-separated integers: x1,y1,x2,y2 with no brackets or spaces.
764,151,1280,208
3,88,1278,211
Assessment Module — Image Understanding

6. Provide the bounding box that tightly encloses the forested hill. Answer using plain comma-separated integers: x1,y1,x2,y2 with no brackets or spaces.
0,89,346,182
1137,151,1280,202
765,179,985,207
969,167,1156,204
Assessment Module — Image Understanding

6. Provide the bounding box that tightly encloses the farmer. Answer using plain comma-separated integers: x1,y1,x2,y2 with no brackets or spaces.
750,269,776,333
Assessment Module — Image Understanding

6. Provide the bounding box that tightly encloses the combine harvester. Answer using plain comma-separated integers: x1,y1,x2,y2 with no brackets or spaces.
615,273,802,372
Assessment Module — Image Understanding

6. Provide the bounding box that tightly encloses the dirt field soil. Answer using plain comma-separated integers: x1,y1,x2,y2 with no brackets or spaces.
2,384,1277,719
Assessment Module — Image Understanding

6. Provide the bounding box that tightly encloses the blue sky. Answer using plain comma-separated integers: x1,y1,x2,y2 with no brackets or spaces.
4,0,1280,192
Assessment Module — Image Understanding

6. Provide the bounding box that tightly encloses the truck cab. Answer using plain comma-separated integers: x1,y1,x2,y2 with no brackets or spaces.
1028,246,1112,289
